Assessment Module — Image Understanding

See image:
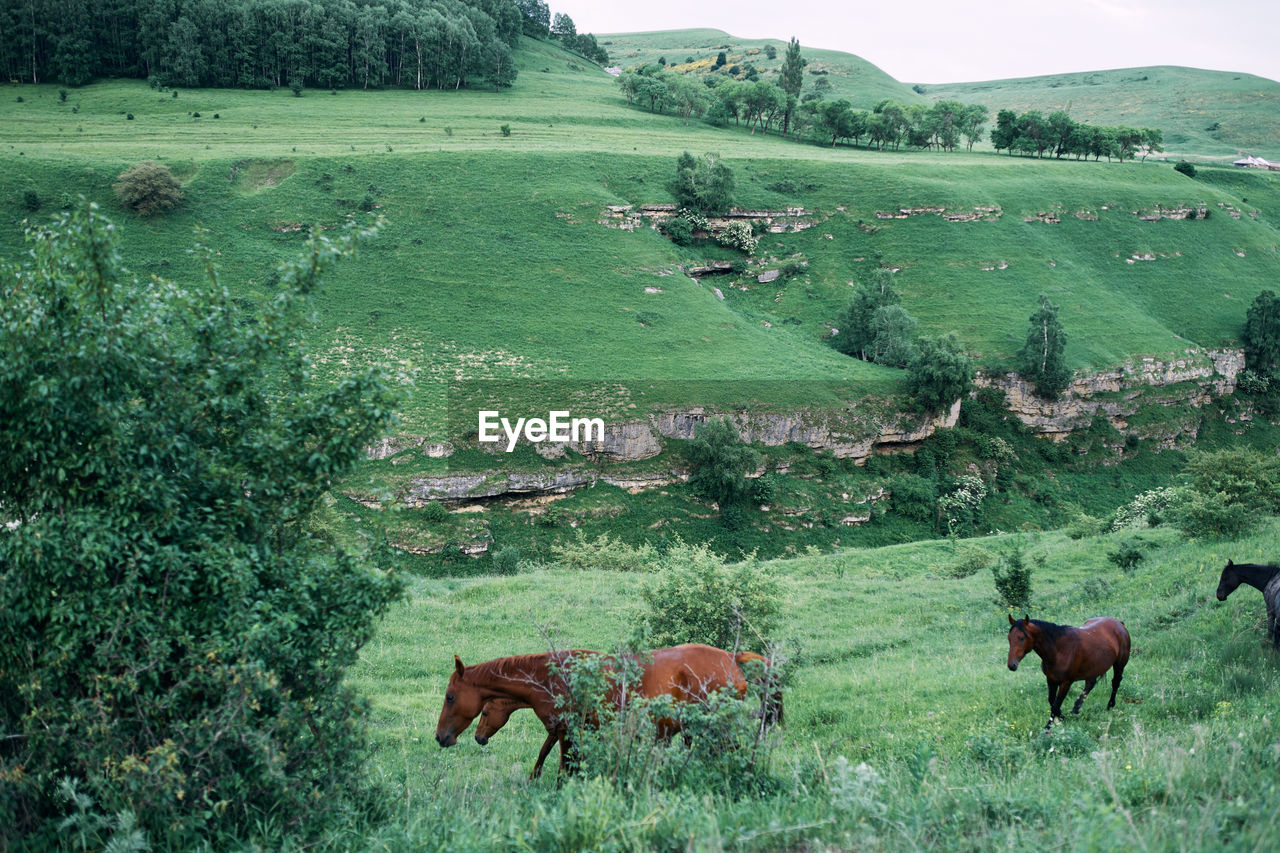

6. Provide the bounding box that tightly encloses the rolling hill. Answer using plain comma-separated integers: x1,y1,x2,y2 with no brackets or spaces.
3,32,1280,561
922,66,1280,161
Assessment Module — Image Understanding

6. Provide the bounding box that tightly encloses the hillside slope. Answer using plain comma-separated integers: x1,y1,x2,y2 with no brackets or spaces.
600,28,925,109
924,66,1280,160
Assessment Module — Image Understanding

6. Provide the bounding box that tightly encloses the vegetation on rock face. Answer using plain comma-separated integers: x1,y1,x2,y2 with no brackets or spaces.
1017,294,1071,399
0,205,406,844
686,417,763,514
668,151,736,215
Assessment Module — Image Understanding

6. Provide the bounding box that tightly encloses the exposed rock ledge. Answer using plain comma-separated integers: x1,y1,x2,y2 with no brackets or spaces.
976,348,1244,441
397,401,960,505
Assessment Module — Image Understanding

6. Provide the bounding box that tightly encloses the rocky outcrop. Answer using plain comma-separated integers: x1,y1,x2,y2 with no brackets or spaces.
397,402,960,504
977,348,1244,441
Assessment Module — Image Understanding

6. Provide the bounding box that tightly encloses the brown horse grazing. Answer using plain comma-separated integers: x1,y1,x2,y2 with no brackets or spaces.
474,696,561,779
1006,614,1131,731
435,648,594,778
1216,560,1280,648
436,644,750,777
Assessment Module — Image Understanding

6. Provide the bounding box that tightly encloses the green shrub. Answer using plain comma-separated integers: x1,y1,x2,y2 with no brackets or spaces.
491,544,521,575
1166,489,1253,538
687,417,762,511
423,500,449,522
551,531,657,571
0,206,403,842
751,473,778,505
947,547,991,579
1173,161,1196,178
992,546,1033,609
552,649,782,798
112,161,183,216
1107,539,1146,572
888,474,937,522
640,540,780,651
500,123,511,137
22,189,40,211
661,214,694,245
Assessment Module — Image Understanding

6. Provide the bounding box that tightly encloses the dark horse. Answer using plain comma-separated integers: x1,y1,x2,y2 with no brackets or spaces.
1216,560,1280,648
435,644,751,778
1006,614,1131,731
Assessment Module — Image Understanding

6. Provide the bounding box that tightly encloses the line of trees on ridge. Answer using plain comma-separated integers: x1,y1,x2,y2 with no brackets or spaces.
617,62,989,152
0,0,606,90
991,108,1163,162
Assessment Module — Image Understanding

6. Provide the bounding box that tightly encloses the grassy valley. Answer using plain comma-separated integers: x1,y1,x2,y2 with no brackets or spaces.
6,19,1280,851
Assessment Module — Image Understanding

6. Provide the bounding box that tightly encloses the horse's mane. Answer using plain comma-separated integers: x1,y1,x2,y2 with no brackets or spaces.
465,653,550,683
1227,562,1280,572
1028,619,1070,644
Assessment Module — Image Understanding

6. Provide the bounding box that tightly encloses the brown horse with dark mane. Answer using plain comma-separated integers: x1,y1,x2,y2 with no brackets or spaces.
1216,560,1280,648
435,644,750,777
1006,614,1130,731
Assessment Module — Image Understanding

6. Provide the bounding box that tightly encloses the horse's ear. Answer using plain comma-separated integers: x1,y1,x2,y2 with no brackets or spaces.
454,655,465,678
1227,559,1234,567
1023,614,1031,625
1008,614,1016,626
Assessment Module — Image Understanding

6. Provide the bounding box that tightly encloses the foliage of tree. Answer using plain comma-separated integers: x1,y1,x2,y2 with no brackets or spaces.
640,540,780,653
0,205,407,843
832,267,901,361
0,0,524,90
1243,290,1280,378
990,108,1162,162
1017,294,1071,398
905,333,975,413
112,160,183,216
868,304,918,368
1174,161,1197,178
686,417,762,511
778,37,804,135
668,151,735,216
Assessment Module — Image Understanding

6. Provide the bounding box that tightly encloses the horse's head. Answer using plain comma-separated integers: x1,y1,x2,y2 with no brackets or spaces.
1216,560,1239,602
1006,614,1036,671
435,655,487,748
474,696,524,746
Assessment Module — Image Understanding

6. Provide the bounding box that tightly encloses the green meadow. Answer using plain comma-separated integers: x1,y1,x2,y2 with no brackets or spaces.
6,25,1280,851
925,65,1280,161
349,519,1280,850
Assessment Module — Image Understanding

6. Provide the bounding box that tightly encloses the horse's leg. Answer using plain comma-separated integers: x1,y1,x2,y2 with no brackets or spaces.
1107,661,1126,710
1071,677,1098,715
529,731,557,780
1052,681,1072,720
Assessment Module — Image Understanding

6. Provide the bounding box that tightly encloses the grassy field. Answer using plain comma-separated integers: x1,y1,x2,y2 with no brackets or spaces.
3,72,1278,439
925,66,1280,162
4,35,1280,562
345,518,1280,850
599,28,925,110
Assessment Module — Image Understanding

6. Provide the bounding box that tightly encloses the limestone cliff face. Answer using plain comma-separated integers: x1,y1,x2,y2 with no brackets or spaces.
396,402,960,505
976,348,1244,440
365,348,1242,505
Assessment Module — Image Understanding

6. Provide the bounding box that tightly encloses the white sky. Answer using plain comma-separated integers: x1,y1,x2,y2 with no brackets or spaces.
550,0,1280,85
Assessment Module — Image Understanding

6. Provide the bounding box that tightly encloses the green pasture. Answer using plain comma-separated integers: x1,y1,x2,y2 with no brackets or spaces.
925,65,1280,161
3,72,1278,440
349,519,1280,849
599,27,924,110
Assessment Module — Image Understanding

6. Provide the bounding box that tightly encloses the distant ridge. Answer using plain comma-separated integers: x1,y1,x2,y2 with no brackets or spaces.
923,65,1280,159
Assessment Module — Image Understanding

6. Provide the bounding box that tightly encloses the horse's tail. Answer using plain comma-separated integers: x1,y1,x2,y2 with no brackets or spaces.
735,652,784,727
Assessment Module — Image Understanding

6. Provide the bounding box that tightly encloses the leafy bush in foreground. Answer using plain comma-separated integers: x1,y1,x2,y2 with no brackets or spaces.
640,540,780,652
0,205,406,844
